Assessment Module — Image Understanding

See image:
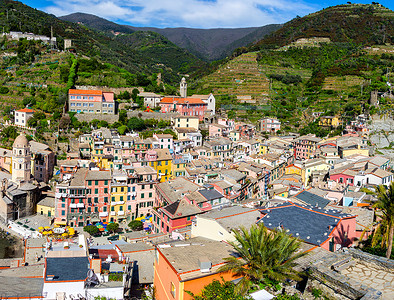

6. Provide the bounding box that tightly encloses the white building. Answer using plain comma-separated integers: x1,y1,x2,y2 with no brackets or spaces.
260,117,281,133
14,108,34,127
153,133,174,151
192,93,216,115
141,92,162,108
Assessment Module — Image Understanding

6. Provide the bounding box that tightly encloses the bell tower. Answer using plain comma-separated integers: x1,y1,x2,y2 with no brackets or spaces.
180,77,187,98
12,134,31,183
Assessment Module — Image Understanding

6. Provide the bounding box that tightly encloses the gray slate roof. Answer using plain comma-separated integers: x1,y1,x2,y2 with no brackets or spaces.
45,257,89,281
293,190,330,208
259,203,353,246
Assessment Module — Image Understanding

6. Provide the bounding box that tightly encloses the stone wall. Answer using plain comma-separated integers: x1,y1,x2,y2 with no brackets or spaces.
126,111,179,121
75,114,119,124
75,86,143,94
347,248,394,272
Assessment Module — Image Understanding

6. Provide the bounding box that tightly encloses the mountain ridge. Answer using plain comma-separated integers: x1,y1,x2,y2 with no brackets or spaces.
60,12,281,61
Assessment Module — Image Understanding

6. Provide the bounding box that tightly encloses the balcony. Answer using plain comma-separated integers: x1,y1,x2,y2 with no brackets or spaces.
77,203,85,208
117,211,125,216
99,212,108,217
70,204,77,208
110,211,116,216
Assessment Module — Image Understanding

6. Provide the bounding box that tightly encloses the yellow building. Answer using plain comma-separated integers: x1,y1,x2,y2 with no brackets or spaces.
110,183,127,223
172,158,186,177
285,164,302,176
91,154,113,170
259,144,268,155
37,195,55,217
229,130,240,142
301,159,331,186
340,146,369,158
173,116,199,130
319,116,342,127
150,149,172,182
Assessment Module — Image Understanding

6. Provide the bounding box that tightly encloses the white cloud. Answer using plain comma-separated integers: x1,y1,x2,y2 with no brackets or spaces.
44,0,317,28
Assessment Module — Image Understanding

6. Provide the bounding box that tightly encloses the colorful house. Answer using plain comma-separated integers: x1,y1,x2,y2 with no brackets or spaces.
160,97,208,120
151,198,202,233
153,238,241,300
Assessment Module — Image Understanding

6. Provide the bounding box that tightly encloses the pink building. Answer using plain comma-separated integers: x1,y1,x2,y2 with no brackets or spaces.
127,166,158,219
209,123,229,138
159,97,207,121
329,169,357,186
68,89,115,115
292,134,322,160
151,198,202,233
55,169,112,227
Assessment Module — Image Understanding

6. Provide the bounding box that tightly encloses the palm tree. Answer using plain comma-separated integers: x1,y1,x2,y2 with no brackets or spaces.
374,183,394,258
219,223,306,295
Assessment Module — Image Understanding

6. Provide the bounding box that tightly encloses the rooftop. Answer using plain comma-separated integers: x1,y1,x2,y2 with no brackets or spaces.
293,190,331,208
259,202,354,246
45,256,89,281
157,237,236,281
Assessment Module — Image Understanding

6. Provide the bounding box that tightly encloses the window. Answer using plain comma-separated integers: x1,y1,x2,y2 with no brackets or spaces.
141,185,145,190
111,206,115,211
141,193,145,199
104,188,108,193
94,207,98,212
104,197,108,203
95,180,99,185
104,180,108,185
149,192,152,198
170,282,176,297
103,206,107,212
88,180,92,186
111,197,115,202
94,188,98,194
94,197,98,203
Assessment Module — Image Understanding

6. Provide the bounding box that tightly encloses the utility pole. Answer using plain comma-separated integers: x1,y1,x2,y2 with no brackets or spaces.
50,26,54,51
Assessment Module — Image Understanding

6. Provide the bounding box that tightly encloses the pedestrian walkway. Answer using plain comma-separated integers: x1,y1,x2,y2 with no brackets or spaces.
341,262,394,300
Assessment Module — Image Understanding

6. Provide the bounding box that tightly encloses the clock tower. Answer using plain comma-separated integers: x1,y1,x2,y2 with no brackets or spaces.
12,134,31,183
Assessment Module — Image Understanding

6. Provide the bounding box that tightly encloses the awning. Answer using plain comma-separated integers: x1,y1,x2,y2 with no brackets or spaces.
54,220,67,226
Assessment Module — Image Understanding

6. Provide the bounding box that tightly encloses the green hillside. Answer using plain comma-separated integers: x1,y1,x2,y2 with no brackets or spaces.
0,0,205,85
251,3,394,50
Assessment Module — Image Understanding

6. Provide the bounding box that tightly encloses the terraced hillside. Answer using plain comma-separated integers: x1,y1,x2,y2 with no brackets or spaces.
198,52,270,103
0,52,68,110
322,76,366,91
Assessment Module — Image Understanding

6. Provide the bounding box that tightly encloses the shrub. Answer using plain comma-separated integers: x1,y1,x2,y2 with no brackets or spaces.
128,220,143,231
0,86,9,94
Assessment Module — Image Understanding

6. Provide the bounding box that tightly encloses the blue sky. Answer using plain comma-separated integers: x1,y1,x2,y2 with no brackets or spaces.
21,0,394,28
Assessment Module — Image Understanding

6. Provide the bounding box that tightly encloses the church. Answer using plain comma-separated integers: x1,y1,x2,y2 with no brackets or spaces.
0,134,52,223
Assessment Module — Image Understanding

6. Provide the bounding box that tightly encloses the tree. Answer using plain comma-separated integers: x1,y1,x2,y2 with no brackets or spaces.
1,126,18,140
373,183,394,258
118,125,128,135
127,117,146,131
128,220,143,231
219,224,305,295
107,222,119,234
187,278,251,300
84,225,99,236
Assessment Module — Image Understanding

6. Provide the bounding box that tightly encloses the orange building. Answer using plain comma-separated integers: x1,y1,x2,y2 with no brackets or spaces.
154,237,241,300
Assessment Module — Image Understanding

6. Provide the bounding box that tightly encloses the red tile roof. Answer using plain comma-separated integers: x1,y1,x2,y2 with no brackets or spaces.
69,89,103,96
160,97,205,104
17,108,35,113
